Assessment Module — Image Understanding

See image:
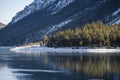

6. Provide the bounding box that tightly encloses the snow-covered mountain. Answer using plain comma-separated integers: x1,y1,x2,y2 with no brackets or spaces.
0,0,120,46
11,0,74,24
0,22,6,30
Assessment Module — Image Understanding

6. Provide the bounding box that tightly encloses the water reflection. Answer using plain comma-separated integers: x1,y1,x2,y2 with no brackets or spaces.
0,48,120,80
46,55,120,77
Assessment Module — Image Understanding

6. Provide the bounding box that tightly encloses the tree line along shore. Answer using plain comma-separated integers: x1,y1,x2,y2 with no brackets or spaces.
24,22,120,48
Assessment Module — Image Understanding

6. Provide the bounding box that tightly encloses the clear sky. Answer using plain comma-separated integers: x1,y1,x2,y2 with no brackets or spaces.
0,0,34,24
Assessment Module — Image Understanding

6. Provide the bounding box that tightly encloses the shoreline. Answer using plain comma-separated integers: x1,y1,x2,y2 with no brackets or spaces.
10,46,120,53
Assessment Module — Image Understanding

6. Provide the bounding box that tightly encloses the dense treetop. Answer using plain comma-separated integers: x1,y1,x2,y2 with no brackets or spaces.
43,22,120,47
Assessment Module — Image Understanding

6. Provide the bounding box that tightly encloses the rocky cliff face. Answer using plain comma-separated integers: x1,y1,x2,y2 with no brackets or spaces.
0,0,120,46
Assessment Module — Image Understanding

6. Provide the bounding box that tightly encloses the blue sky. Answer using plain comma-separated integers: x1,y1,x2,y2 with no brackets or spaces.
0,0,33,24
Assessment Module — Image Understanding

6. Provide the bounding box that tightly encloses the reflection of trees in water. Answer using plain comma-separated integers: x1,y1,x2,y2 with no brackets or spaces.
45,55,120,77
8,52,120,77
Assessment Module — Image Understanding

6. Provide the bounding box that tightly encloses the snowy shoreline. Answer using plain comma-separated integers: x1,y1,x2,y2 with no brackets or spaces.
10,46,120,53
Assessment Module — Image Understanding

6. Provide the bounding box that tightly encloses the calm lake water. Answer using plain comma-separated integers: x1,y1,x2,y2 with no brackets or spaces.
0,47,120,80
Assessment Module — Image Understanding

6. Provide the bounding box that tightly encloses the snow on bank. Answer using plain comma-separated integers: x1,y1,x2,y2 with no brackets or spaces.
10,69,64,73
10,46,120,54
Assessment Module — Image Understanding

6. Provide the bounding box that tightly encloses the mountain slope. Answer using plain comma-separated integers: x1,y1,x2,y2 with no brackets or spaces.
11,0,74,24
0,22,6,30
0,0,120,46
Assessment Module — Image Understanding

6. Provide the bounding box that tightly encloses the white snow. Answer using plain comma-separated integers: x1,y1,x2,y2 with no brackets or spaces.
46,19,72,34
107,8,120,25
34,0,56,10
10,46,120,54
51,0,74,15
9,69,64,73
110,17,120,25
112,8,120,16
114,19,120,24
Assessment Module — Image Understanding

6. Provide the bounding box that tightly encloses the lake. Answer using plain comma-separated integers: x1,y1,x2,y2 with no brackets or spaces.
0,47,120,80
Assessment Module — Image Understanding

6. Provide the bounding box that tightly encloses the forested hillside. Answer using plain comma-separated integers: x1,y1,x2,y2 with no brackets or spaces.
44,22,120,47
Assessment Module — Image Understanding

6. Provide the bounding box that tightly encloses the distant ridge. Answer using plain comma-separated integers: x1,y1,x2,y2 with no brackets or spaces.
0,22,6,30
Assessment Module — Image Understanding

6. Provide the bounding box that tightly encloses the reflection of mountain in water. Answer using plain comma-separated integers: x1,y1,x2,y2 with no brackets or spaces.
46,55,120,77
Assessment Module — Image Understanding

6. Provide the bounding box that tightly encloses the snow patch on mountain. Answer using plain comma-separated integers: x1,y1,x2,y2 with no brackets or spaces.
23,19,73,43
108,17,120,25
34,0,56,10
51,0,75,15
112,8,120,16
113,19,120,24
107,7,120,25
46,19,73,34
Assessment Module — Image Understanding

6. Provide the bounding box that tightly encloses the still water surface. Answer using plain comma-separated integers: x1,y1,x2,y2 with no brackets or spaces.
0,47,120,80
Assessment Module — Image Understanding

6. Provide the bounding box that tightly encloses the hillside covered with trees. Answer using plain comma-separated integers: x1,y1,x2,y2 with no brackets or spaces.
42,22,120,48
